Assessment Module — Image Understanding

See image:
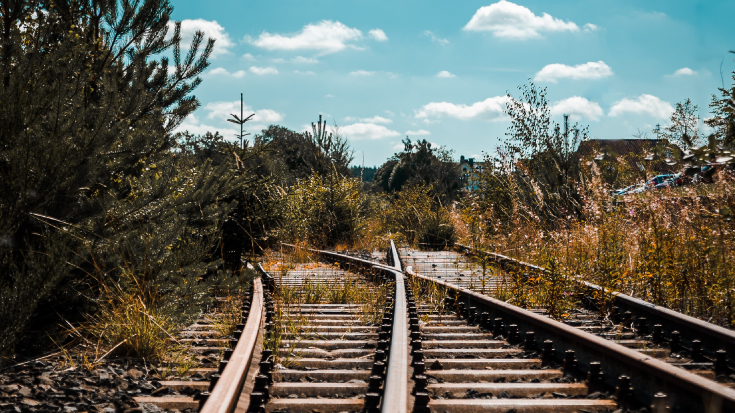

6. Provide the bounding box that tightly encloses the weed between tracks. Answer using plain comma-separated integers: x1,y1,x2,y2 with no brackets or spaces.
264,252,393,365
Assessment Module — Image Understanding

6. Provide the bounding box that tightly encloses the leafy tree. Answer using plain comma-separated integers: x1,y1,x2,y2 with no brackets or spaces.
280,172,365,247
706,53,735,149
498,81,588,223
374,138,461,201
655,98,702,149
255,120,353,186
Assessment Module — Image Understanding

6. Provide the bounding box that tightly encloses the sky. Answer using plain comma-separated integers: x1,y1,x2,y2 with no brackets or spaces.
169,0,735,166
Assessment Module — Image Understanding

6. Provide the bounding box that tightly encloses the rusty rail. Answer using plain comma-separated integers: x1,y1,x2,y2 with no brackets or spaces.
456,243,735,370
404,260,735,413
200,277,263,413
382,240,407,413
281,243,408,413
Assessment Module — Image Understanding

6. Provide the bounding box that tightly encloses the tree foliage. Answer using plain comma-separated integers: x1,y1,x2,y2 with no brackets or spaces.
374,138,461,201
491,81,588,224
0,0,242,354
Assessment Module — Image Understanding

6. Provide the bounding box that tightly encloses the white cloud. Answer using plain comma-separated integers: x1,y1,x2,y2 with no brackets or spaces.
206,67,246,78
294,70,316,75
608,94,674,119
292,56,319,64
670,67,698,77
550,96,603,121
422,30,449,45
249,66,278,75
534,61,613,83
583,23,598,32
325,94,335,98
463,0,581,39
415,96,510,121
392,142,405,151
350,70,375,76
249,20,363,55
436,70,456,78
406,129,431,136
204,101,284,124
369,29,388,41
177,114,239,137
172,19,234,58
355,116,392,124
341,123,401,140
242,53,256,61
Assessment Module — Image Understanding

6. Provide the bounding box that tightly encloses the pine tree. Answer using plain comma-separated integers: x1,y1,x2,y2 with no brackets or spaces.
0,0,222,354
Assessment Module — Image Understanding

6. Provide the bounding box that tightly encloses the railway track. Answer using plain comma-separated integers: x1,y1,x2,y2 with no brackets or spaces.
192,241,735,413
401,245,735,385
198,247,407,413
397,241,735,412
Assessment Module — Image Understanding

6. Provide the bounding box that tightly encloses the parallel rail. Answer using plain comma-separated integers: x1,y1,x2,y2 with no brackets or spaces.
200,277,263,413
401,241,735,413
274,244,408,413
456,243,735,370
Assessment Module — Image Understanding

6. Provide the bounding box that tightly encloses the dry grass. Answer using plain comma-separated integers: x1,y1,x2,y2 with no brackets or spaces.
455,171,735,325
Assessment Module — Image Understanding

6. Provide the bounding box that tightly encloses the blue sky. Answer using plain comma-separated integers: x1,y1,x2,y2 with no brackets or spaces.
170,0,735,166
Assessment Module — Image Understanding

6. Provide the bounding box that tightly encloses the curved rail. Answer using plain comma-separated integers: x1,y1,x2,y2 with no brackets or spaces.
283,243,408,413
382,244,407,413
404,262,735,413
200,277,263,413
457,243,735,367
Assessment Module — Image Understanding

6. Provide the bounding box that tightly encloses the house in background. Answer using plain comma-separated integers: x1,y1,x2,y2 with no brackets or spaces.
459,155,485,191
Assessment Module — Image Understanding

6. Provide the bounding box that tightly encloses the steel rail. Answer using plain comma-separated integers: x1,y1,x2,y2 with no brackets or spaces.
457,243,735,365
281,243,408,413
200,277,263,413
404,263,735,413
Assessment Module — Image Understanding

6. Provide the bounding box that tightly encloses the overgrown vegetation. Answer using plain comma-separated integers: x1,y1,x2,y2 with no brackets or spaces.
3,0,735,363
450,78,735,325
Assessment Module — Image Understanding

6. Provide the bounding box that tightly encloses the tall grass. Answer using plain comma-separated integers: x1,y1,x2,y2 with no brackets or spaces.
455,168,735,325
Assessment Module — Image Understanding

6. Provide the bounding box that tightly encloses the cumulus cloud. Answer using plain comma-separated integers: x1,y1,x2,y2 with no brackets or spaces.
670,67,697,77
415,96,510,121
550,96,603,121
534,61,613,83
292,56,319,64
242,53,256,61
249,66,278,75
177,114,239,137
249,20,364,55
436,70,456,78
608,94,674,119
463,0,581,39
406,129,431,136
369,29,388,41
422,30,449,45
361,116,392,124
172,19,234,58
203,101,284,124
341,123,401,140
206,67,246,78
350,70,375,76
294,70,316,75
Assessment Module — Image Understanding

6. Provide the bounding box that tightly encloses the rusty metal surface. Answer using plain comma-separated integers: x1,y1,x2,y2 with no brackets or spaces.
288,243,409,413
382,260,408,413
405,263,735,413
200,277,263,413
459,243,735,369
